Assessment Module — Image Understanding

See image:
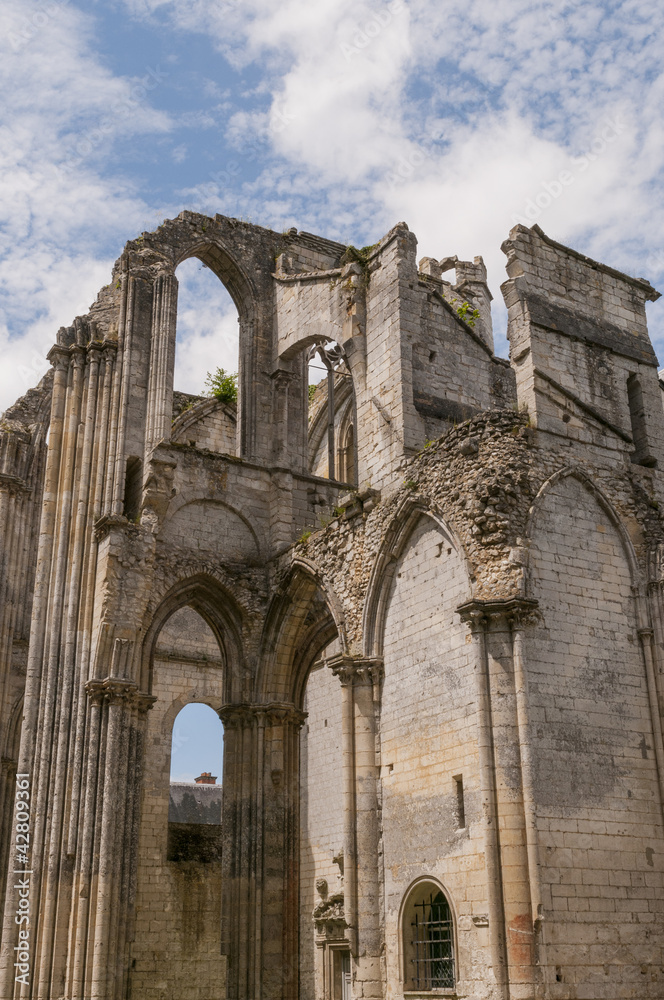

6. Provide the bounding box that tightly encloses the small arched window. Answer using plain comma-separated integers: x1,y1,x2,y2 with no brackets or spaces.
402,881,455,992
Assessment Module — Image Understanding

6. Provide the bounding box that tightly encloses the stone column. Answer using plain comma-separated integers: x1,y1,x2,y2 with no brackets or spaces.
145,272,179,453
0,345,70,1000
84,674,155,1000
219,702,306,1000
458,598,543,1000
457,604,509,1000
269,370,296,469
327,655,384,1000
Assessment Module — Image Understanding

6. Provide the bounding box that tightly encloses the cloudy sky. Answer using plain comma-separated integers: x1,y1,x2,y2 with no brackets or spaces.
2,0,664,413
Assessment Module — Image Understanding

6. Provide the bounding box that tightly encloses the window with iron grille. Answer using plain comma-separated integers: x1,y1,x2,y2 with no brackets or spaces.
404,886,455,992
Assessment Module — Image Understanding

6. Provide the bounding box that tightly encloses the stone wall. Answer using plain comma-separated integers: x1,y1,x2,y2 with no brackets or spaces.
379,515,488,999
1,211,664,1000
527,472,664,997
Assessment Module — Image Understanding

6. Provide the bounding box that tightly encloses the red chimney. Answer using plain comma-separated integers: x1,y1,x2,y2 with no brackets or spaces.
194,771,217,785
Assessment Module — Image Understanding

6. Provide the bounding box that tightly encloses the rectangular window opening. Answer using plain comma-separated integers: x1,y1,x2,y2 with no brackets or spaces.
123,456,143,521
627,374,657,467
454,775,465,829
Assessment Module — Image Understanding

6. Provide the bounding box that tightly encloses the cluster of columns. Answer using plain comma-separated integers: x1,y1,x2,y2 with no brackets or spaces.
218,702,306,1000
0,289,158,1000
325,655,384,1000
457,598,545,1000
216,656,385,1000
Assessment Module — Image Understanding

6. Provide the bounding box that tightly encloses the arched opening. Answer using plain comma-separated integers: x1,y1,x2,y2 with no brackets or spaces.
131,603,227,999
401,881,456,992
172,256,240,454
307,341,356,484
168,703,223,863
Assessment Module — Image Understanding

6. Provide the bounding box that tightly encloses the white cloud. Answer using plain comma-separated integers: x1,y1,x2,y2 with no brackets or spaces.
5,0,664,416
0,0,172,411
176,0,664,354
173,257,240,395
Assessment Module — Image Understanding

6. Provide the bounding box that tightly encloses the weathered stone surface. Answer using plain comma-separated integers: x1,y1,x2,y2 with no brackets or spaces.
0,213,663,1000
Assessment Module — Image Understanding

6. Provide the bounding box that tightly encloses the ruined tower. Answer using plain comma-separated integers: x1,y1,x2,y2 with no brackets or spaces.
0,213,663,999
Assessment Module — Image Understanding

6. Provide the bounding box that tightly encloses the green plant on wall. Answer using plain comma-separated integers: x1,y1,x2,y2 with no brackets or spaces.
449,298,480,328
205,368,238,403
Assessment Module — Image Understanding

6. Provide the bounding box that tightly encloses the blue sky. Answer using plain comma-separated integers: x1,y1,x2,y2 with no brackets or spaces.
3,0,664,408
170,703,224,783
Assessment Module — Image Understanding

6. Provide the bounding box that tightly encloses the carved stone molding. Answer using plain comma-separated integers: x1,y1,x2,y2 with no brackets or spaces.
46,345,71,371
85,677,156,712
93,514,141,541
218,701,307,730
313,891,347,941
325,653,384,688
457,597,541,632
0,473,30,497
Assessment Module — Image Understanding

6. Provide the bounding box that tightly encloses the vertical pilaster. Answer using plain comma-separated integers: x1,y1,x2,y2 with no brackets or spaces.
457,605,509,1000
145,272,179,453
85,676,155,1000
328,655,384,1000
0,345,69,1000
219,702,306,1000
270,371,296,469
459,598,543,1000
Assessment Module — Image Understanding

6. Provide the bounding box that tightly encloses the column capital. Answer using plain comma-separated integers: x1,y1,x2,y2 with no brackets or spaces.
0,473,30,497
46,344,71,371
269,368,297,388
85,677,156,712
218,701,307,730
325,654,384,687
457,597,540,632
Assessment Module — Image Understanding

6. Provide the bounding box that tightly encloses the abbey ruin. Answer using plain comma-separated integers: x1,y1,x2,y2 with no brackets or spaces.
0,212,663,1000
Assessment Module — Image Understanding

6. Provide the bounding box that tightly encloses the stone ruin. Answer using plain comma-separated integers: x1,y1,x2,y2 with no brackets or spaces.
0,212,663,999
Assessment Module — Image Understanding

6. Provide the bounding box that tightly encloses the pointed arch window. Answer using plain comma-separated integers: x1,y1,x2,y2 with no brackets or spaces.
307,340,355,483
402,881,456,992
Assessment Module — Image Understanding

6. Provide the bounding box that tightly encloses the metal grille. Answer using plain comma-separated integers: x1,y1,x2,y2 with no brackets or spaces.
410,891,455,990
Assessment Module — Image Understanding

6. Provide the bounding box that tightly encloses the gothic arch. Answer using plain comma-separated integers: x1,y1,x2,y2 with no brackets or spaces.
171,396,236,446
363,496,472,658
160,691,225,744
525,466,644,598
397,876,459,991
257,558,347,707
140,573,245,699
173,238,258,326
308,374,353,464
